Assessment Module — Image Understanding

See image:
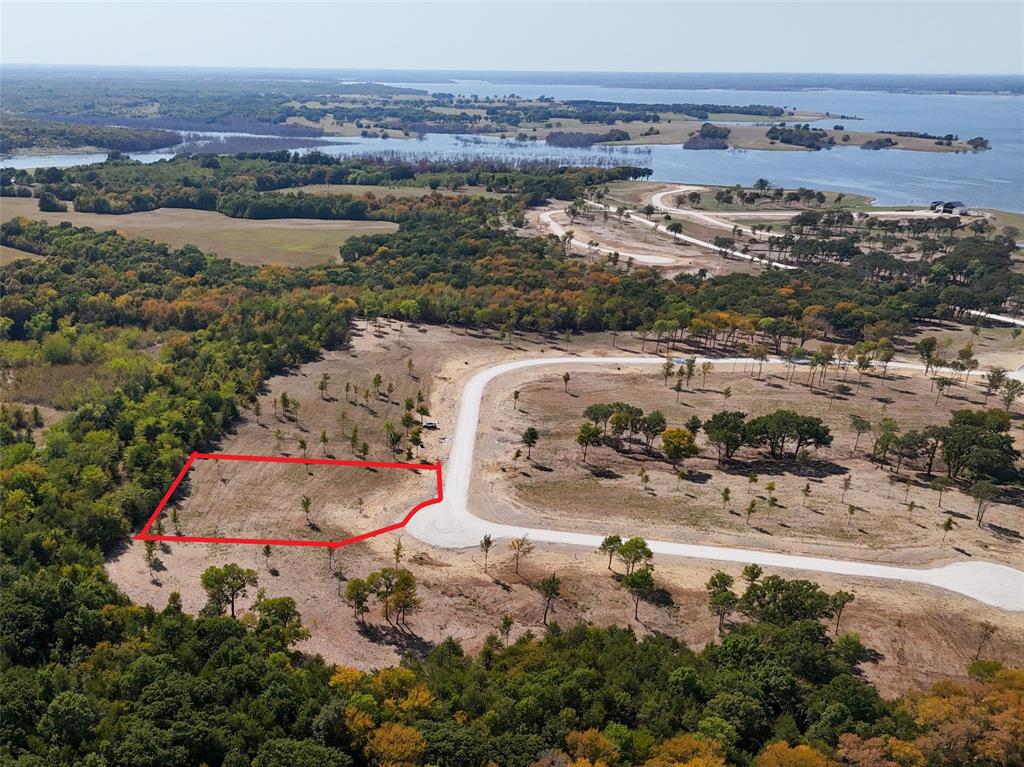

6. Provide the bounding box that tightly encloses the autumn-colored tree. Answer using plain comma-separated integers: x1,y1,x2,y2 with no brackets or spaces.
642,734,726,767
365,722,427,767
754,742,835,767
836,734,925,767
566,729,620,765
509,535,534,575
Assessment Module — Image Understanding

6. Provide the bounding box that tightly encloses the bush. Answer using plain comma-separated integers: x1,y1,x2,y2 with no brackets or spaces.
37,191,68,212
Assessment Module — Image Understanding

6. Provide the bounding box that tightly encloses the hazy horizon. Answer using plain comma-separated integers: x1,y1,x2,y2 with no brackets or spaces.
1,1,1021,76
2,63,1022,79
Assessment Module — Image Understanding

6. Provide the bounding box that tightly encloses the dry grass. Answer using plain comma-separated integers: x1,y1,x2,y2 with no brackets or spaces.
0,243,42,263
484,359,1023,567
1,198,398,266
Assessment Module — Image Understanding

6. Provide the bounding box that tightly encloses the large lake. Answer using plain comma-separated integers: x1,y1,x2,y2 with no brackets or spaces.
5,80,1022,211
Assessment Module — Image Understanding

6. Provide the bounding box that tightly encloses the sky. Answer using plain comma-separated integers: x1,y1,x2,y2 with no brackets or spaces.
1,0,1021,75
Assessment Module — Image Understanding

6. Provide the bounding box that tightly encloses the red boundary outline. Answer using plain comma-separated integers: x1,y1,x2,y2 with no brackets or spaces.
134,452,443,548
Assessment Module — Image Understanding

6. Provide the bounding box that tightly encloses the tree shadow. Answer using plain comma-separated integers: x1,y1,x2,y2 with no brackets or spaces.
357,622,435,657
988,523,1021,541
682,470,712,484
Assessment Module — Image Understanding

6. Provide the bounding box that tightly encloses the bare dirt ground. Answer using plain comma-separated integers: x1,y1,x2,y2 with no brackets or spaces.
106,325,1024,697
0,198,398,267
168,458,439,543
476,349,1023,569
524,205,763,277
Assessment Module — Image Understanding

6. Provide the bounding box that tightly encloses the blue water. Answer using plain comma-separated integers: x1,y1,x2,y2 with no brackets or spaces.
4,81,1021,211
383,81,1024,211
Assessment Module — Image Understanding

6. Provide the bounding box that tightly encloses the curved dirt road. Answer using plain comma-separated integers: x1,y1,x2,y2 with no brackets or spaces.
407,355,1024,611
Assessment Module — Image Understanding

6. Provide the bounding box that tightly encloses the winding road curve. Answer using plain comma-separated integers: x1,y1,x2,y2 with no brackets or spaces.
407,355,1024,611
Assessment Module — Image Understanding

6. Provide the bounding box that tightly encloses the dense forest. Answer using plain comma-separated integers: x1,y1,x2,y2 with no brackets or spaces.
0,117,182,154
1,153,650,216
1,216,1020,766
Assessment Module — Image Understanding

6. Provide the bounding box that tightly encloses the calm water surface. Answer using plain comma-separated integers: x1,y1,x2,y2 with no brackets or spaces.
4,82,1021,210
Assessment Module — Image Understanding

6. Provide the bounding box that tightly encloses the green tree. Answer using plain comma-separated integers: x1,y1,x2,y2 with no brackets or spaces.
982,367,1007,405
522,426,539,459
706,571,738,633
38,691,100,750
830,590,855,635
344,578,370,622
616,536,653,575
622,565,656,621
577,421,603,462
384,421,402,454
200,563,258,618
969,480,996,526
705,410,748,462
539,572,561,624
941,516,955,543
1001,379,1023,411
143,540,157,581
598,534,623,570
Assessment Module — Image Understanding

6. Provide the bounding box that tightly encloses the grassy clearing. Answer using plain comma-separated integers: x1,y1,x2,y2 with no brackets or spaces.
0,243,43,263
1,198,398,267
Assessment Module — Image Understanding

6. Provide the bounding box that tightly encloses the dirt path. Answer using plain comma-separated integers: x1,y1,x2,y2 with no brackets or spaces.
407,355,1024,611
